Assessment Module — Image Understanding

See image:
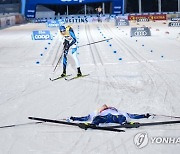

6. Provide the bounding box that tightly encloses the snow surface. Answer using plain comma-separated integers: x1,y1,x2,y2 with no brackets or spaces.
0,20,180,154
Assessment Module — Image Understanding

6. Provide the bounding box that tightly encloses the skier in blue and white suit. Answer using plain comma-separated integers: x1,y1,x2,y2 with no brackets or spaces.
67,104,152,125
59,25,82,77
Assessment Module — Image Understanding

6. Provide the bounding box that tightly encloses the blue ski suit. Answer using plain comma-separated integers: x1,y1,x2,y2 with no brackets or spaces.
60,26,80,71
70,107,148,125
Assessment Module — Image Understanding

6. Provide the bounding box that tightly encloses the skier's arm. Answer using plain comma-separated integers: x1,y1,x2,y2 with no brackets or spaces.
70,115,90,121
63,39,69,50
70,111,98,122
68,31,76,46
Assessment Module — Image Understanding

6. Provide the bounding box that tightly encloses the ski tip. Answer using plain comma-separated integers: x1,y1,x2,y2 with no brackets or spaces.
28,117,34,120
49,78,52,81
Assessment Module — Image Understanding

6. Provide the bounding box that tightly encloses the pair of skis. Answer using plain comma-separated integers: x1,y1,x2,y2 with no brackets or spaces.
49,74,72,81
28,117,124,132
28,116,180,133
49,74,89,82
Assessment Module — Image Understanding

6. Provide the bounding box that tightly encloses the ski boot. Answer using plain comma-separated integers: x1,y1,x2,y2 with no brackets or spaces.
61,68,66,77
61,72,66,77
77,67,82,77
124,121,140,128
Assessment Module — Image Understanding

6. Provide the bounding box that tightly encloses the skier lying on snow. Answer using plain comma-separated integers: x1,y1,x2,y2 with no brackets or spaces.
67,104,153,125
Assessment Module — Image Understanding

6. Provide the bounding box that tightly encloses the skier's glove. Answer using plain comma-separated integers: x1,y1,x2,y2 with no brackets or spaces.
64,44,70,50
144,113,151,118
70,116,75,121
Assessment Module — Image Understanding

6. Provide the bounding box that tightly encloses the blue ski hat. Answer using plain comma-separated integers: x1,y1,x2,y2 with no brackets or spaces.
59,25,66,32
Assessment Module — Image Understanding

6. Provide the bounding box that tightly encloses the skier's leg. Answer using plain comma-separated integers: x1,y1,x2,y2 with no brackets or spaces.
92,115,108,125
92,114,126,125
72,48,82,76
61,50,68,77
127,113,147,119
108,114,126,124
70,115,90,121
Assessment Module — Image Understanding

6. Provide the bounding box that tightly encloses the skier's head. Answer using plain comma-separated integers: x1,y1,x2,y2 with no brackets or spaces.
98,104,108,113
59,25,66,32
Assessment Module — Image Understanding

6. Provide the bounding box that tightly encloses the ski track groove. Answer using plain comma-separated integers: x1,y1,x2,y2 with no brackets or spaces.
87,133,123,154
100,24,156,105
86,23,122,104
103,22,176,113
46,32,62,66
88,24,104,66
85,24,104,105
65,133,84,154
85,24,97,65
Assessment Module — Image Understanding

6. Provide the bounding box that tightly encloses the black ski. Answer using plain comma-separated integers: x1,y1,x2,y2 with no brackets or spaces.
65,74,90,81
28,117,124,132
49,74,72,81
107,120,180,129
0,122,42,129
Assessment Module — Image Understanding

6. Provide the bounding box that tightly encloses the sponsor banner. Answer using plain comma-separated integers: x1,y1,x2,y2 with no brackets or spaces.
112,0,123,14
151,14,167,20
56,15,110,23
115,18,129,26
47,20,60,27
137,18,149,22
26,0,113,5
36,11,55,19
128,14,167,21
168,22,180,27
62,16,88,23
25,0,120,18
131,27,151,37
25,4,36,18
32,15,112,23
115,15,128,20
34,18,48,23
32,30,52,40
171,17,180,21
26,9,36,18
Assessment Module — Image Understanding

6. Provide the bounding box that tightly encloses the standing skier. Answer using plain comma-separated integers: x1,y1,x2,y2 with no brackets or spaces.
67,104,152,125
95,6,103,22
59,25,82,77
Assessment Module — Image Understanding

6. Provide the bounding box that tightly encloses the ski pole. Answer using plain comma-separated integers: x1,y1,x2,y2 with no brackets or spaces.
0,118,67,129
152,114,180,119
0,122,42,129
53,38,112,72
78,38,113,48
53,51,64,72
